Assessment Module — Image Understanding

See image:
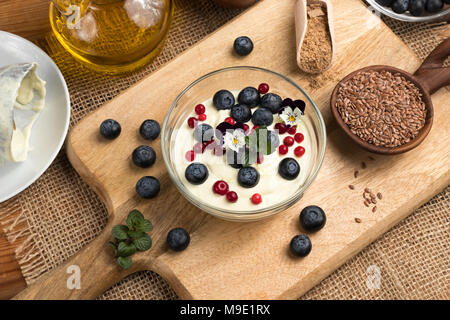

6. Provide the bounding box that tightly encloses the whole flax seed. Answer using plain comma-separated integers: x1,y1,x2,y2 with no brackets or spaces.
349,184,355,190
355,218,362,223
372,206,377,213
354,170,359,178
335,70,427,148
361,161,367,169
377,192,383,200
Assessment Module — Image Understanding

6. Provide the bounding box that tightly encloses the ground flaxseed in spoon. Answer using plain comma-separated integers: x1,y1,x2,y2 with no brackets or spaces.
336,70,427,148
299,4,333,73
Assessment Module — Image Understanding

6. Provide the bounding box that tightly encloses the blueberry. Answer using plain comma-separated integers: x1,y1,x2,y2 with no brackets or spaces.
237,167,260,188
265,130,280,154
251,108,273,127
213,90,235,110
139,120,160,140
261,93,283,114
136,176,160,199
391,0,409,13
132,145,156,168
278,158,300,180
194,124,214,143
290,235,312,257
230,104,252,122
233,36,254,56
408,0,426,15
100,119,121,140
300,205,326,231
185,163,208,185
426,0,443,12
237,87,260,108
167,228,190,251
227,148,244,169
376,0,393,5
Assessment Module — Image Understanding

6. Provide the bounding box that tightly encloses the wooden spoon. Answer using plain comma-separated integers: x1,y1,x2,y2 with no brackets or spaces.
331,37,450,155
295,0,336,74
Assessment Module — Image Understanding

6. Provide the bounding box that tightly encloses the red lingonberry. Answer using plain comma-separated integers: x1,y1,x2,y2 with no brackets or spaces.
187,117,197,128
274,123,288,134
258,83,269,94
294,146,305,158
226,191,238,203
251,193,262,205
193,142,205,154
225,117,236,125
288,126,297,135
198,114,207,121
213,180,229,195
185,150,195,162
257,153,264,164
294,132,304,143
279,145,288,155
195,104,206,115
283,136,295,147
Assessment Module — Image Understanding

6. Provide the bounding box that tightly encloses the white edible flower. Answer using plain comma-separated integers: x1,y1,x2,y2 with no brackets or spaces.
280,106,303,126
223,130,246,152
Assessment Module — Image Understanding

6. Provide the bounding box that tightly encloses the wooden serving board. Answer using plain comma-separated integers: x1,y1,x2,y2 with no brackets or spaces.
14,0,450,299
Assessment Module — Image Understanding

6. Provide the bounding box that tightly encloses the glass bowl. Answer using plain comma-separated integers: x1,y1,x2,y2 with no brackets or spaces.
161,67,326,222
366,0,450,22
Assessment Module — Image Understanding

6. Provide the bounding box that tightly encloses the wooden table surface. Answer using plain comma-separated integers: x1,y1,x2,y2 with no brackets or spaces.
0,0,51,300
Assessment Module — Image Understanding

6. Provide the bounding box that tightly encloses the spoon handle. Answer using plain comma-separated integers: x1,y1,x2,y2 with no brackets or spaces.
414,37,450,95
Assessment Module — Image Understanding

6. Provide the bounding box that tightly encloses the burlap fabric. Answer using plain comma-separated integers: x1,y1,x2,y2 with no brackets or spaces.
0,0,448,300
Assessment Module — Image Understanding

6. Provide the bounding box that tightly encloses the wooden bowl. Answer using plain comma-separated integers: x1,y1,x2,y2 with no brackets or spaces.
331,38,450,155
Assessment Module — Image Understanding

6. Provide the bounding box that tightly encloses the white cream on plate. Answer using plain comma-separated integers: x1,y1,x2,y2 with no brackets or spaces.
173,92,313,211
0,63,46,162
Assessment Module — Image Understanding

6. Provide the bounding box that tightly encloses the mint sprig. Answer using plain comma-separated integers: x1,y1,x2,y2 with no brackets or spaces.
109,210,153,269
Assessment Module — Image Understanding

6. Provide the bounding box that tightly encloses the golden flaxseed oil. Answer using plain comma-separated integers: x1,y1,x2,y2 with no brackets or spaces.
50,0,174,74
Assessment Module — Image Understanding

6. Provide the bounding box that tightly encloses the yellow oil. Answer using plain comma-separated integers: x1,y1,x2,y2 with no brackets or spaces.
50,0,174,74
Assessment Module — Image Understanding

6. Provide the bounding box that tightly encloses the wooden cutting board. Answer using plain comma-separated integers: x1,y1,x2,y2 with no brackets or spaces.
14,0,450,299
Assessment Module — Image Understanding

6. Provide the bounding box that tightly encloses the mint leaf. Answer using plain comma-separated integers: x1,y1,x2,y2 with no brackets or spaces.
117,256,132,270
112,225,129,241
108,241,118,256
126,210,145,228
133,234,152,251
135,219,153,233
117,241,137,257
248,128,279,155
127,230,145,239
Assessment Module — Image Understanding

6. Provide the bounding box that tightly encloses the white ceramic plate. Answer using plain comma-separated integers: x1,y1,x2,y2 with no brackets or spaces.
0,31,70,203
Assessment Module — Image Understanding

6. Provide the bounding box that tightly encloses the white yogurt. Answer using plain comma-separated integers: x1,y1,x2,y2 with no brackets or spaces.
172,92,313,211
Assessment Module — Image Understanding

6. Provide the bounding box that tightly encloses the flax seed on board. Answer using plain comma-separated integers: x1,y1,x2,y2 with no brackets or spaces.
336,70,426,148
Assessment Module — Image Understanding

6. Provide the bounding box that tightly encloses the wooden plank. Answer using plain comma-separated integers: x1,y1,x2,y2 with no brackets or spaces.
12,0,450,300
0,0,50,41
0,230,26,300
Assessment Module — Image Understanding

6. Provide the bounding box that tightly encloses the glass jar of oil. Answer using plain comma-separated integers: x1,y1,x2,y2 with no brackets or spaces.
50,0,174,74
